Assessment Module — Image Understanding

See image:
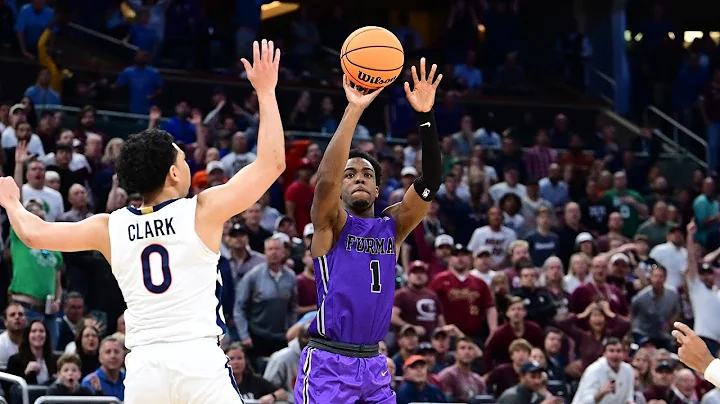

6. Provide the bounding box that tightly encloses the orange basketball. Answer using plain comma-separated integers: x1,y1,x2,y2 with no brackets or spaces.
340,26,404,90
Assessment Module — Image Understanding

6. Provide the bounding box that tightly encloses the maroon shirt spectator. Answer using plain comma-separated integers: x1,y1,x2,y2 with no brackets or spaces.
523,129,557,179
553,302,630,371
284,158,315,236
73,106,109,146
642,361,676,402
393,261,444,340
485,338,532,396
296,249,316,316
437,338,486,401
569,254,629,320
483,297,544,369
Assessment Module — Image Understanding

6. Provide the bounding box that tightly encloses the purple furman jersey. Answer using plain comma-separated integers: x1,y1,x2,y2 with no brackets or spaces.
308,212,397,345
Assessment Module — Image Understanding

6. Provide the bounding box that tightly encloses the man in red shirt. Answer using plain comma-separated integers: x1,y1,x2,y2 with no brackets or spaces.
430,244,497,340
296,247,316,316
484,296,545,370
569,254,629,319
393,261,445,340
284,157,315,236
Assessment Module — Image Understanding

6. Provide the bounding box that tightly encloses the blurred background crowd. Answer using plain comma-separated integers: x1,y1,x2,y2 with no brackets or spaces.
0,0,720,403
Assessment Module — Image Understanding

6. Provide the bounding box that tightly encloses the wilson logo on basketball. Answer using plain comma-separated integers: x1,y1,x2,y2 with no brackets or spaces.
357,71,398,86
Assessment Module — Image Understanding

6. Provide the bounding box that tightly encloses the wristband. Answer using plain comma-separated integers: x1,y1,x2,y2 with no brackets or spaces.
705,358,720,387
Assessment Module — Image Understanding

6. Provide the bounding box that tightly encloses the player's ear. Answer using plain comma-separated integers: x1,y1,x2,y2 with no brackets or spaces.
168,164,180,182
375,186,379,198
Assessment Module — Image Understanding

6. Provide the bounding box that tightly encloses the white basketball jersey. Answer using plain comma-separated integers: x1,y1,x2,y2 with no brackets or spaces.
107,197,224,350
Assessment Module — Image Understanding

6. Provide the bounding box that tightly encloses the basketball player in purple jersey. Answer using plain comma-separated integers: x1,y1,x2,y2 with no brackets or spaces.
294,58,443,403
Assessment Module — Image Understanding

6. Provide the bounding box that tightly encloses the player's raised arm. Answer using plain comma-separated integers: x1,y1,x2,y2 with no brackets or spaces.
310,76,383,256
0,178,111,257
383,58,443,243
197,40,285,226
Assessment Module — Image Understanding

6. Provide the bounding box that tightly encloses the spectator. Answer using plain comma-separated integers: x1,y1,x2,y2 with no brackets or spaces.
58,184,93,222
24,68,61,106
225,342,288,403
55,292,84,350
427,234,453,278
486,337,532,396
295,247,316,316
514,265,557,328
220,222,266,282
429,327,456,374
284,158,314,236
543,327,567,383
565,251,592,293
569,254,629,317
0,303,27,370
430,244,497,339
525,129,557,180
234,237,297,364
72,325,100,377
470,245,496,285
113,51,163,115
489,166,527,203
14,0,53,58
685,222,720,357
602,170,648,237
467,206,517,267
597,212,630,252
160,101,197,146
454,50,483,91
494,52,528,94
46,143,84,207
392,325,420,377
700,69,720,175
6,319,58,387
126,9,158,54
263,323,310,403
649,225,688,289
46,353,97,396
631,265,679,349
693,177,719,249
395,355,446,404
497,360,561,403
437,337,486,401
637,201,677,248
220,131,256,178
672,368,699,403
484,297,544,369
554,202,586,265
393,260,444,340
81,336,125,400
242,203,273,252
540,163,570,208
525,206,560,266
642,360,676,402
572,337,634,404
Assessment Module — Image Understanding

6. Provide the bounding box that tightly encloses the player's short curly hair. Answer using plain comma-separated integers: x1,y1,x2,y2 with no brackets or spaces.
116,129,177,196
348,148,383,186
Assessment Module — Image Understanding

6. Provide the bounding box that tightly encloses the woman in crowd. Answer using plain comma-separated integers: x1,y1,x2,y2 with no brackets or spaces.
6,320,59,386
564,252,592,293
225,343,288,403
72,325,100,377
490,272,511,323
631,347,653,391
575,232,599,257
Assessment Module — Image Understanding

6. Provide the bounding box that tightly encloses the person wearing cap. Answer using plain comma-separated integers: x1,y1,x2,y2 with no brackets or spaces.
430,243,498,339
274,215,305,272
393,260,444,341
415,342,445,391
649,223,689,289
395,355,445,404
389,166,417,205
641,360,677,402
301,223,313,248
467,206,518,268
428,233,454,278
190,151,223,193
630,265,679,350
220,222,266,282
525,205,560,267
637,201,678,249
437,336,486,401
284,157,314,236
470,245,496,285
391,324,420,377
573,337,635,403
497,360,560,404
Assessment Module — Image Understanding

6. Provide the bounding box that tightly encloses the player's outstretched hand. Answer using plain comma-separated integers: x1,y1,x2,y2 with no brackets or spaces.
404,57,442,113
241,39,281,95
673,321,715,374
343,74,383,110
0,177,20,208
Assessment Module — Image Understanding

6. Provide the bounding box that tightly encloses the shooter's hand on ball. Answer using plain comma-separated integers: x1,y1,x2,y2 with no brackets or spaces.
404,57,443,113
672,321,715,374
343,75,384,110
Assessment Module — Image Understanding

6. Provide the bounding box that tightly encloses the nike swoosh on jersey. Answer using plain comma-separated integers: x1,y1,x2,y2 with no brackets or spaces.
381,371,388,376
420,122,431,127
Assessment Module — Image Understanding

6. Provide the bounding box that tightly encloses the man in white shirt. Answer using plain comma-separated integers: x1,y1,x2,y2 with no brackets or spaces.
488,166,527,203
468,206,517,268
1,104,45,157
220,131,257,177
20,159,64,222
0,303,27,370
470,246,496,285
649,225,688,289
572,337,634,404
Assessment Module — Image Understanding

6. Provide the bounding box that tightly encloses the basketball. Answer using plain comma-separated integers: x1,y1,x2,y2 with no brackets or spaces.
340,26,404,90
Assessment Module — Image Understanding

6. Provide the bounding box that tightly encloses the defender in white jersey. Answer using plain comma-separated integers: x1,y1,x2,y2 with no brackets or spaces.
0,40,285,404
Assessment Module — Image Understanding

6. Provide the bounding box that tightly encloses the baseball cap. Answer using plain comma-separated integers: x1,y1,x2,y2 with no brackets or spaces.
408,260,428,273
398,324,418,337
519,361,545,374
610,253,630,265
474,245,492,257
271,232,291,246
206,161,224,174
434,234,454,248
24,198,44,210
274,215,293,230
575,232,594,246
401,166,418,177
403,355,427,369
417,342,436,354
303,223,314,238
431,327,448,339
9,103,25,115
655,361,674,372
452,243,471,255
228,223,249,236
699,262,715,275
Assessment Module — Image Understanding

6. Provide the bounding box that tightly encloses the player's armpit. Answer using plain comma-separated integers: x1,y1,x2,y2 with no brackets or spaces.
12,211,110,258
196,159,284,227
383,188,430,244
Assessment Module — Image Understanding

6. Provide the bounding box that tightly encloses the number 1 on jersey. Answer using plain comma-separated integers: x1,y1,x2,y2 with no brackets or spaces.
141,244,172,294
370,260,382,293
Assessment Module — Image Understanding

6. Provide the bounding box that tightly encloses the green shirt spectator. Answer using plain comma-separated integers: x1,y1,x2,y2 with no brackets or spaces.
8,228,62,302
603,188,646,237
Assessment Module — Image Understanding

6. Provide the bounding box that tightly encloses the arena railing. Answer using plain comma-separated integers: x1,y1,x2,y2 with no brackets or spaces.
0,371,29,404
591,68,617,106
645,105,708,169
34,397,120,404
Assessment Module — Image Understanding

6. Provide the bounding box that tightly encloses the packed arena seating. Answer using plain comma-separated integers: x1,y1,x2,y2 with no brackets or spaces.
1,0,720,404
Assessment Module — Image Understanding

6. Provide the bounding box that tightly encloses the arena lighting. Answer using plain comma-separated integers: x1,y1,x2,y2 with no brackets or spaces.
668,32,676,40
261,1,300,20
684,31,703,43
710,32,720,44
477,24,486,33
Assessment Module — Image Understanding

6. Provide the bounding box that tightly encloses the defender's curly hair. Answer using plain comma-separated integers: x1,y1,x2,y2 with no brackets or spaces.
115,129,178,196
348,148,383,186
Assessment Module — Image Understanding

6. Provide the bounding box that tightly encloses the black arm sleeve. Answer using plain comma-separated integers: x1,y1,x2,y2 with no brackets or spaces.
412,109,442,201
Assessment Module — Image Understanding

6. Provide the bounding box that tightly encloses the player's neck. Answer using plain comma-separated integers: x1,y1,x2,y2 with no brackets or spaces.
142,188,185,208
347,205,375,219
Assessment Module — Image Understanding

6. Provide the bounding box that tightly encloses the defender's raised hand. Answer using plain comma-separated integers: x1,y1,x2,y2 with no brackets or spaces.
0,177,20,207
241,39,281,95
404,58,442,113
343,75,384,110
